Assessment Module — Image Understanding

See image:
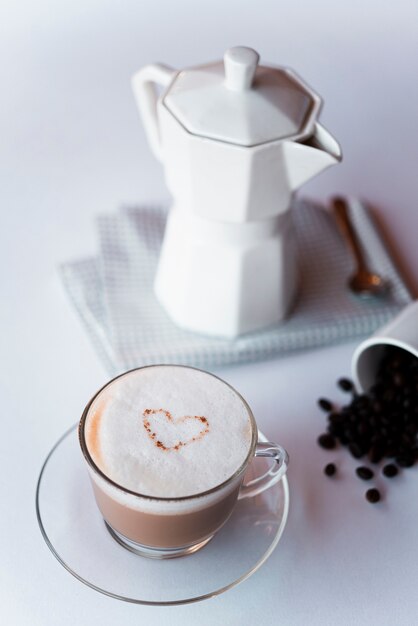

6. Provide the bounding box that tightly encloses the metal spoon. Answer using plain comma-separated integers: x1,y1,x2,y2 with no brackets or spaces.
332,196,387,298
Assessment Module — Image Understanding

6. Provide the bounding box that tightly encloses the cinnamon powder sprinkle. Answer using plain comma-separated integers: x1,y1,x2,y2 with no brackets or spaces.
142,408,210,451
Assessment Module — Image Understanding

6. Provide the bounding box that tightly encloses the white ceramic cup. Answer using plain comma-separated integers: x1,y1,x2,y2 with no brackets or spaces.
352,301,418,392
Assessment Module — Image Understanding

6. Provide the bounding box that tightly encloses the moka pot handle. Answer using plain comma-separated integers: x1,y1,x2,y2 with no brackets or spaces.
131,63,176,161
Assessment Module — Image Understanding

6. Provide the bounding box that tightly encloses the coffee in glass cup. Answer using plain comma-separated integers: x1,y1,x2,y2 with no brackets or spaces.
79,365,288,558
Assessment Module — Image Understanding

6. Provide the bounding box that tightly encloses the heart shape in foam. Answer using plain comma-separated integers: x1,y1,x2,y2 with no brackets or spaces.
142,408,210,451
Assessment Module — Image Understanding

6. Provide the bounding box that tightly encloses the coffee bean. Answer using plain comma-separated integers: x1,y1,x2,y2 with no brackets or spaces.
355,395,370,409
379,426,389,438
338,378,354,392
349,442,364,459
405,422,417,436
382,464,398,478
396,454,415,468
369,444,384,464
318,398,333,412
344,426,356,440
356,467,374,480
385,445,397,458
329,412,343,424
317,433,336,450
385,389,397,404
371,399,383,413
327,423,340,437
370,388,383,402
357,422,370,437
365,488,381,503
324,463,337,477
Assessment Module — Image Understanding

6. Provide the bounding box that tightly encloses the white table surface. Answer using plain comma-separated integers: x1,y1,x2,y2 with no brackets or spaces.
2,1,418,624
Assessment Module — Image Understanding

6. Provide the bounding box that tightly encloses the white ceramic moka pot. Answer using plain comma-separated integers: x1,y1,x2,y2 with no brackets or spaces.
132,47,342,337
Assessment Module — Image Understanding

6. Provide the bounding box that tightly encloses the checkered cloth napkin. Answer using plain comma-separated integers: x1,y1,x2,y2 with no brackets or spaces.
60,198,412,375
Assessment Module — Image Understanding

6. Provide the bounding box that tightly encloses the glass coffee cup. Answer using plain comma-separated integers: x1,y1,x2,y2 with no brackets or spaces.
79,365,289,559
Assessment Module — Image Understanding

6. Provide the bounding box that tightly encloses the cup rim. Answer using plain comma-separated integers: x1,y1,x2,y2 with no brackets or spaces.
79,364,258,503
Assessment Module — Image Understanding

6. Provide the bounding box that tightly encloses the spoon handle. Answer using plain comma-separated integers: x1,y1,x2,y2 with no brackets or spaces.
332,196,367,270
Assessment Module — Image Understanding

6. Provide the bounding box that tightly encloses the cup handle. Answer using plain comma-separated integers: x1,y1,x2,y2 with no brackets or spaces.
238,442,289,500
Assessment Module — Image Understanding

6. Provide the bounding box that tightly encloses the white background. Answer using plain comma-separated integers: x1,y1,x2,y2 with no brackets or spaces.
1,1,418,624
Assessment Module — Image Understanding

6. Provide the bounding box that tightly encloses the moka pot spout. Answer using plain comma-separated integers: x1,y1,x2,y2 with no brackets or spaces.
282,122,342,191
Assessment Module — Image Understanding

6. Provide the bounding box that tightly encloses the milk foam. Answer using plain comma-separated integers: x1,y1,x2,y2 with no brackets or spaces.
85,366,253,500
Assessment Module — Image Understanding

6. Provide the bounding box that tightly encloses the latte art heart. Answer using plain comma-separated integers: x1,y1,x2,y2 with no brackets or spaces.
142,408,210,451
84,366,252,498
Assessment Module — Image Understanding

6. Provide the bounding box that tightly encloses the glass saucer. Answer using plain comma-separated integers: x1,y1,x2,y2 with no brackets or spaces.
36,424,289,606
